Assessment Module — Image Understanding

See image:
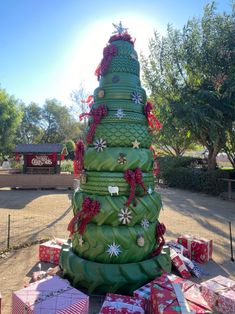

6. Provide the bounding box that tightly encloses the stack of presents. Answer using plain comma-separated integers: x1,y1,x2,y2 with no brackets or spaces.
9,235,235,313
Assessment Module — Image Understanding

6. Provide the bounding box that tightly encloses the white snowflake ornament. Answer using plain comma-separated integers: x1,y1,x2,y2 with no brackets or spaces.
93,138,107,152
115,108,125,119
147,186,153,194
141,218,150,229
106,242,121,257
118,207,132,224
131,91,142,104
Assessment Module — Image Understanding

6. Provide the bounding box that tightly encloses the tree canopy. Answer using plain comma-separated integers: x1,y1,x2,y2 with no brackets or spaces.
142,1,235,169
0,88,22,157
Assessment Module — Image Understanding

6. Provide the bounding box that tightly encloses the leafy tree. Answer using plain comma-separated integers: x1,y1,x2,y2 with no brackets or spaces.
41,99,83,143
152,103,194,156
17,102,43,144
142,2,235,170
223,123,235,168
0,88,22,157
64,139,76,160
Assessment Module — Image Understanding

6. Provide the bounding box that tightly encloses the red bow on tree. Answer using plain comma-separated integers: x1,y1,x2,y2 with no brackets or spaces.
151,223,166,257
79,104,108,144
81,95,94,107
95,44,118,78
73,140,85,177
144,101,163,130
67,197,100,237
124,168,146,206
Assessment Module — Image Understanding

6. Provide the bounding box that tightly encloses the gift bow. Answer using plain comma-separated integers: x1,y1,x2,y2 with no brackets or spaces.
124,168,146,206
67,197,100,236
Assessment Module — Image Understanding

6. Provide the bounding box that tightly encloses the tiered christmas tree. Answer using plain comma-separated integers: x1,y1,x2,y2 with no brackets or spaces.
60,22,171,295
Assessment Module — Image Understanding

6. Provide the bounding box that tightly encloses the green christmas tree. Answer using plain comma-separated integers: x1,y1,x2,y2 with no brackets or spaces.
60,23,171,295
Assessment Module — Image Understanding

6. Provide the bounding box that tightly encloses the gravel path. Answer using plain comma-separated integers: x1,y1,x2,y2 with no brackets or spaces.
0,187,234,313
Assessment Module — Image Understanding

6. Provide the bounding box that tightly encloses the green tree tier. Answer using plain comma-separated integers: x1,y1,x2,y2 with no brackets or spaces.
60,28,171,294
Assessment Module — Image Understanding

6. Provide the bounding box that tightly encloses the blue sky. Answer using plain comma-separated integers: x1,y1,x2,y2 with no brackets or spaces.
0,0,231,106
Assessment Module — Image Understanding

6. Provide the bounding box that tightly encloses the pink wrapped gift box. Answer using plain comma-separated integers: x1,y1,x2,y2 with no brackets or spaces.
99,293,145,314
170,248,191,279
200,275,235,314
12,275,89,314
151,273,212,314
39,239,66,264
177,234,212,264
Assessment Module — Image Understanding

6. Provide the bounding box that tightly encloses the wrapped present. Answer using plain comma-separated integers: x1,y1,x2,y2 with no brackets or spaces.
166,240,189,257
151,274,212,314
180,254,203,278
200,275,235,314
170,248,191,279
12,275,89,314
134,281,153,314
177,235,212,264
99,293,145,314
39,238,66,264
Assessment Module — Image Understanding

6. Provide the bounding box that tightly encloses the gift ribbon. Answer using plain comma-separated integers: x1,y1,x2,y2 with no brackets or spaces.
172,283,195,314
23,284,72,311
102,300,144,314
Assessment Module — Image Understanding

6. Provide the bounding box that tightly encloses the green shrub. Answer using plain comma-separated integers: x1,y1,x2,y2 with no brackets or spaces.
61,160,74,173
156,156,229,195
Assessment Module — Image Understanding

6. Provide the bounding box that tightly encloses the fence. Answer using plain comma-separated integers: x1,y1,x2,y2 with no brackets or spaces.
0,206,72,252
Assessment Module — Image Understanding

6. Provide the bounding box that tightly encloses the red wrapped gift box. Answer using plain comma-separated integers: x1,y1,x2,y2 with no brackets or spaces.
133,281,153,314
39,239,66,264
200,275,235,314
151,272,212,314
177,234,212,263
99,293,145,314
170,248,191,279
12,275,89,314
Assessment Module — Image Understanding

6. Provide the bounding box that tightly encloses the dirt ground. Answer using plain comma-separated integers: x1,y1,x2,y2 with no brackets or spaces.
0,187,234,314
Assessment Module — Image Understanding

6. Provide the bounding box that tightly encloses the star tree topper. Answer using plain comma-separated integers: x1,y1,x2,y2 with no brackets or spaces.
112,21,128,35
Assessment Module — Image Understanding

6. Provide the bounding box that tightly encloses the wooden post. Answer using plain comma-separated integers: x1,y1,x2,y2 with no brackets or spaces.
7,214,11,249
229,221,234,262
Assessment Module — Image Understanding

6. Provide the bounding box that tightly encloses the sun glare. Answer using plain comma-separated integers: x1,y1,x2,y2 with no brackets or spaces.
56,16,163,104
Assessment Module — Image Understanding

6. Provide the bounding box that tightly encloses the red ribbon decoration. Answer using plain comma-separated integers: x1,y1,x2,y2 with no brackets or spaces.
124,168,146,206
109,33,135,45
85,105,108,144
73,140,85,177
81,95,94,107
67,197,100,237
95,44,118,78
144,101,163,130
151,223,166,257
